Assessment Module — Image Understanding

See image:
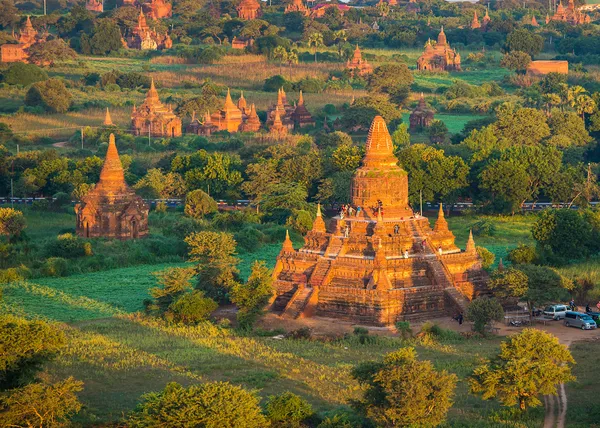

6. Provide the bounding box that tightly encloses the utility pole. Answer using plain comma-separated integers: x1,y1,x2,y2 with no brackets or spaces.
44,0,46,15
81,127,84,149
419,189,423,216
16,144,19,155
587,162,592,203
148,122,151,146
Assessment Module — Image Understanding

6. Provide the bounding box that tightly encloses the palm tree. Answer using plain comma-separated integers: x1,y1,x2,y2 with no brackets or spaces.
272,46,288,76
567,85,586,109
286,50,298,80
575,95,597,120
307,32,324,64
333,30,347,59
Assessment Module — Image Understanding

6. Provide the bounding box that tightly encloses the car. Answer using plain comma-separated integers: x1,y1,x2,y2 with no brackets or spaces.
543,304,568,320
564,311,598,330
586,311,600,326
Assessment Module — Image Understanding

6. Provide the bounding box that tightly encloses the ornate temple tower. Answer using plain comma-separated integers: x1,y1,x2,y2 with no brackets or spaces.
131,79,182,137
346,45,373,77
471,11,481,29
75,134,149,239
291,91,315,128
270,116,488,325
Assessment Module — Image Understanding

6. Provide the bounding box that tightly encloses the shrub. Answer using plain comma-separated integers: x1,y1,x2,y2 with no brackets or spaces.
41,257,69,277
24,79,72,113
126,382,268,427
2,63,48,86
285,209,313,234
234,227,266,253
476,246,495,269
45,234,87,259
471,219,496,237
0,208,26,239
184,189,218,219
465,297,504,334
263,75,291,92
507,243,537,265
167,290,218,324
395,321,413,339
265,392,313,427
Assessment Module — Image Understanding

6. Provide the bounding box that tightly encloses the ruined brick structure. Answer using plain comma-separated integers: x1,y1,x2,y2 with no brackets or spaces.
86,0,103,12
290,91,315,128
417,27,461,72
310,2,350,18
143,0,172,19
346,45,373,77
551,0,590,24
526,60,569,76
285,0,310,16
131,79,182,137
270,116,488,325
409,93,435,130
75,134,149,239
237,0,261,20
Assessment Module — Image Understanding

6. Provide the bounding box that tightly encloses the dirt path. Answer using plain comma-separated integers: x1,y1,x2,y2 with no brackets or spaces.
52,141,68,148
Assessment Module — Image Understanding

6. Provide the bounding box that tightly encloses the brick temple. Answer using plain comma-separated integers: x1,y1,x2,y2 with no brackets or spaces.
131,79,182,137
270,116,488,325
417,27,461,72
550,0,590,25
75,134,149,239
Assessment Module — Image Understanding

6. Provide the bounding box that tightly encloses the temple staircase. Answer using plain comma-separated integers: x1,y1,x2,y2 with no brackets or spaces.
427,253,470,313
282,286,313,319
324,236,344,258
309,258,332,287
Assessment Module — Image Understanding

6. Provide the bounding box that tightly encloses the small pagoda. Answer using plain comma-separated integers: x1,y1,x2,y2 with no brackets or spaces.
131,79,182,137
482,7,491,27
267,88,294,130
0,16,47,63
125,9,172,50
409,93,435,130
417,28,461,72
471,11,481,29
143,0,172,19
270,116,488,325
346,45,373,77
269,107,288,139
75,134,149,240
291,91,315,128
237,0,261,20
103,108,114,126
550,0,590,25
210,89,244,133
240,104,261,132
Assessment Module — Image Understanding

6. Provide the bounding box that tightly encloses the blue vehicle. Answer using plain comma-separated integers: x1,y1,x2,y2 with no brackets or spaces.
564,311,597,330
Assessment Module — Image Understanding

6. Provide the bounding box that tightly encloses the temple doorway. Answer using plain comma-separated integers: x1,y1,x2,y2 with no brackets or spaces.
131,220,138,239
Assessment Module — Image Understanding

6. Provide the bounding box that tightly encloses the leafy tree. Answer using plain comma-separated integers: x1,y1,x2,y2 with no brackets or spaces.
168,290,218,324
469,329,575,410
0,376,83,427
505,29,543,57
342,96,402,131
265,391,313,427
462,125,502,163
271,45,288,75
185,189,218,219
185,231,240,303
500,50,531,73
352,347,457,427
476,246,495,270
547,110,592,147
0,208,26,240
27,39,77,66
260,182,309,214
90,20,123,55
330,142,362,172
507,244,537,265
0,315,66,390
134,169,186,199
25,79,72,113
465,297,504,333
307,32,324,63
479,159,529,214
531,209,594,261
2,63,48,86
488,267,529,300
428,119,448,144
150,266,196,312
0,0,19,30
127,382,269,427
517,264,572,309
391,123,410,151
367,63,413,95
492,103,550,146
231,261,272,327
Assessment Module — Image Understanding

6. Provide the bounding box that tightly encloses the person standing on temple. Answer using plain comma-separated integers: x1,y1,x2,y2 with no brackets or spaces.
404,249,409,259
458,312,463,325
438,246,442,256
394,224,400,234
356,206,361,217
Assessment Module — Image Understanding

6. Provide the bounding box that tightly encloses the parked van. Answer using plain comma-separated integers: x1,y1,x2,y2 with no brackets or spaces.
564,311,597,330
543,304,568,320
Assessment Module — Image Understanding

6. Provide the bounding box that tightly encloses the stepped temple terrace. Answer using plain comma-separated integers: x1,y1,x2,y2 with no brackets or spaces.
0,16,47,63
131,79,182,137
417,27,461,72
75,134,149,239
270,116,488,325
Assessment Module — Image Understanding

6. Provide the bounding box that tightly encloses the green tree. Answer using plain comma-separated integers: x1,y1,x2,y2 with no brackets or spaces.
271,45,288,75
25,79,72,114
127,382,269,427
488,267,529,300
547,110,592,147
505,29,544,57
469,329,575,410
330,141,362,172
507,244,537,265
492,103,550,146
367,63,414,95
0,0,19,29
27,39,77,66
265,391,313,427
428,119,448,144
352,347,457,427
476,246,495,269
0,376,83,427
531,209,594,261
2,62,48,86
391,123,410,151
517,264,572,310
184,189,218,219
185,231,240,303
0,315,66,390
260,182,309,214
479,160,528,214
134,169,186,199
0,208,26,240
465,297,504,333
231,261,273,327
150,266,196,312
500,50,531,73
90,20,123,55
462,125,502,163
168,290,218,324
307,32,324,63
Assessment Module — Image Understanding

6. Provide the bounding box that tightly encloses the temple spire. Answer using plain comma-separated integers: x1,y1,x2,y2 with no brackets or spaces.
466,229,476,253
97,134,126,192
103,107,113,126
298,90,304,106
433,203,449,232
363,116,397,167
312,203,326,233
281,229,294,252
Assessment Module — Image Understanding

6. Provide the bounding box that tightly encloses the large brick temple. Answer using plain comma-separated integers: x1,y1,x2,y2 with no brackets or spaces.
75,134,148,239
270,116,488,325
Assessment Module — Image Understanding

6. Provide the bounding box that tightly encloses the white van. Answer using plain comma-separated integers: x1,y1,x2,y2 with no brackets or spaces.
543,304,568,320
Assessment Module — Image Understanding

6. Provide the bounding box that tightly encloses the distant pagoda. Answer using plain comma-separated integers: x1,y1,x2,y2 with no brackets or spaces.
131,79,182,137
290,91,315,128
346,45,373,77
75,134,149,239
409,93,435,130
